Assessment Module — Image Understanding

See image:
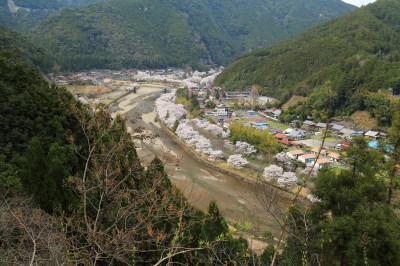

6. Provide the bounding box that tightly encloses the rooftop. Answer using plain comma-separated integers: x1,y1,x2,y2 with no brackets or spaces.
317,158,331,164
301,154,317,159
290,149,304,155
328,152,341,159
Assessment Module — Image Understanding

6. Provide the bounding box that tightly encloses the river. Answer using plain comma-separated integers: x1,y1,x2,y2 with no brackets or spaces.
110,85,297,243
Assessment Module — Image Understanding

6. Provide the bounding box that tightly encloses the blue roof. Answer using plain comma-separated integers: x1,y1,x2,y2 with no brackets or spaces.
368,141,395,152
368,141,378,149
254,122,268,126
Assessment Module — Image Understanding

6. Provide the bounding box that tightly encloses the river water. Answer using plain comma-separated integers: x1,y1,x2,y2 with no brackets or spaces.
114,87,296,239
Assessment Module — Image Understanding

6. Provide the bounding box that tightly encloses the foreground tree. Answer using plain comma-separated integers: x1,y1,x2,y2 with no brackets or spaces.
0,197,66,265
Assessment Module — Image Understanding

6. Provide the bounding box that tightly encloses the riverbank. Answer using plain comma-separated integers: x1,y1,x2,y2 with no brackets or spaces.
159,120,296,196
105,84,308,247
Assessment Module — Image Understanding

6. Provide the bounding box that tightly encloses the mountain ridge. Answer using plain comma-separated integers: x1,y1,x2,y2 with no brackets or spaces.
214,0,400,123
29,0,356,71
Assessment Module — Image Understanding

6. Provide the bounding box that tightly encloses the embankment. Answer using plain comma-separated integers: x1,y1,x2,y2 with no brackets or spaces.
159,120,297,197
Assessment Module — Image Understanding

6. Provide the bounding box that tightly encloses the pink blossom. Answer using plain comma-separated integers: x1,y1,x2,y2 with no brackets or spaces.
263,165,284,181
277,172,298,187
234,141,257,155
227,155,248,169
307,194,322,203
155,92,186,128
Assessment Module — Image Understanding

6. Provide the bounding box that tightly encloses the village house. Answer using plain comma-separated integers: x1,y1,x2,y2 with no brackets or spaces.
303,120,316,128
274,133,287,141
365,130,380,139
315,158,331,169
354,130,365,136
336,141,351,150
204,109,215,116
339,128,356,139
287,129,306,140
220,91,251,101
315,122,327,132
331,123,345,132
327,152,341,163
311,148,327,156
272,109,282,119
298,154,317,164
252,122,269,130
287,149,305,160
207,104,232,117
278,139,291,147
283,128,294,135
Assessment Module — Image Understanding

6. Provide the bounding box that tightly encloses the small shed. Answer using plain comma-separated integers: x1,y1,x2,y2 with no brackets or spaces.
247,110,255,116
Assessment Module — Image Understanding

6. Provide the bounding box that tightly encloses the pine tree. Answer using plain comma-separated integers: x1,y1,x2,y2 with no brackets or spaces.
21,137,56,212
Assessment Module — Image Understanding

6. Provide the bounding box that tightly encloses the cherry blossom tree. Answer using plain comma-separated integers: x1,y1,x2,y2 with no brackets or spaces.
205,149,224,161
263,165,298,187
277,172,298,187
224,140,235,150
263,165,284,181
274,152,292,166
193,119,226,138
234,141,257,156
227,155,248,169
176,120,223,160
221,129,230,139
306,194,322,203
155,92,186,128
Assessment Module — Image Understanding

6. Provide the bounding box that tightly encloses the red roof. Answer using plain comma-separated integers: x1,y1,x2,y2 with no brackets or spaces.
275,133,287,139
279,139,291,146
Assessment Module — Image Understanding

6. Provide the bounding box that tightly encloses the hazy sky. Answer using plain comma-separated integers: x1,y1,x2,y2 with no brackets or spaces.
342,0,376,7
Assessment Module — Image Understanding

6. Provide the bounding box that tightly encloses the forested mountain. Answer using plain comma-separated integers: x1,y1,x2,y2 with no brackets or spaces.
214,0,400,123
0,0,106,31
0,26,55,72
29,0,355,70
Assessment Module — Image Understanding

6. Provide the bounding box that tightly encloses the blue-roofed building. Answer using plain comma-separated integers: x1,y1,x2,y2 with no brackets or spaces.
368,141,378,149
253,122,269,130
247,110,255,116
354,130,365,136
369,141,395,153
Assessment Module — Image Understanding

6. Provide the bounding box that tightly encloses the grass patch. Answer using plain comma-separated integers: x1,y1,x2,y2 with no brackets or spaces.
282,95,307,111
267,120,288,131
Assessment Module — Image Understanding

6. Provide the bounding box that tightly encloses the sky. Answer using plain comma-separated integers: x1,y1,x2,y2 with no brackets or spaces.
342,0,376,7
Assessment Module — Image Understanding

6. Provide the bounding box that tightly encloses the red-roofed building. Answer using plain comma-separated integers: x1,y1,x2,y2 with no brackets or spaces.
335,141,351,150
279,139,292,147
274,133,287,140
